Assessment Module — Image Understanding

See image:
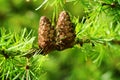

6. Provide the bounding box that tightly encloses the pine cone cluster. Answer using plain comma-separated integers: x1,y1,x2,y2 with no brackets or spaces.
38,11,75,54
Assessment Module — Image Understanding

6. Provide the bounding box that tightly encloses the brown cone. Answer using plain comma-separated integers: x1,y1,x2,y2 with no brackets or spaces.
56,11,75,50
38,16,55,54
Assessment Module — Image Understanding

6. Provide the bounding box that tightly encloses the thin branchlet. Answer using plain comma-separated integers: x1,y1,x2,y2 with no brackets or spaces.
1,50,9,59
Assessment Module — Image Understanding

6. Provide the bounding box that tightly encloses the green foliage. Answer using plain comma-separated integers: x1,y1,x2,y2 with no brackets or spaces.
0,28,49,79
0,28,35,52
0,0,120,80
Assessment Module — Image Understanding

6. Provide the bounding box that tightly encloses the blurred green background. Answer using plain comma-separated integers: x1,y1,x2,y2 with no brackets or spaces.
0,0,84,33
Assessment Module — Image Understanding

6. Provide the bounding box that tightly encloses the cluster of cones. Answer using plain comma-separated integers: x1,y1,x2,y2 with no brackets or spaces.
38,11,76,55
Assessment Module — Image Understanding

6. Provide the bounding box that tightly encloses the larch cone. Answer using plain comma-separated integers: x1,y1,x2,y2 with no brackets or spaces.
56,11,75,50
38,16,55,54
